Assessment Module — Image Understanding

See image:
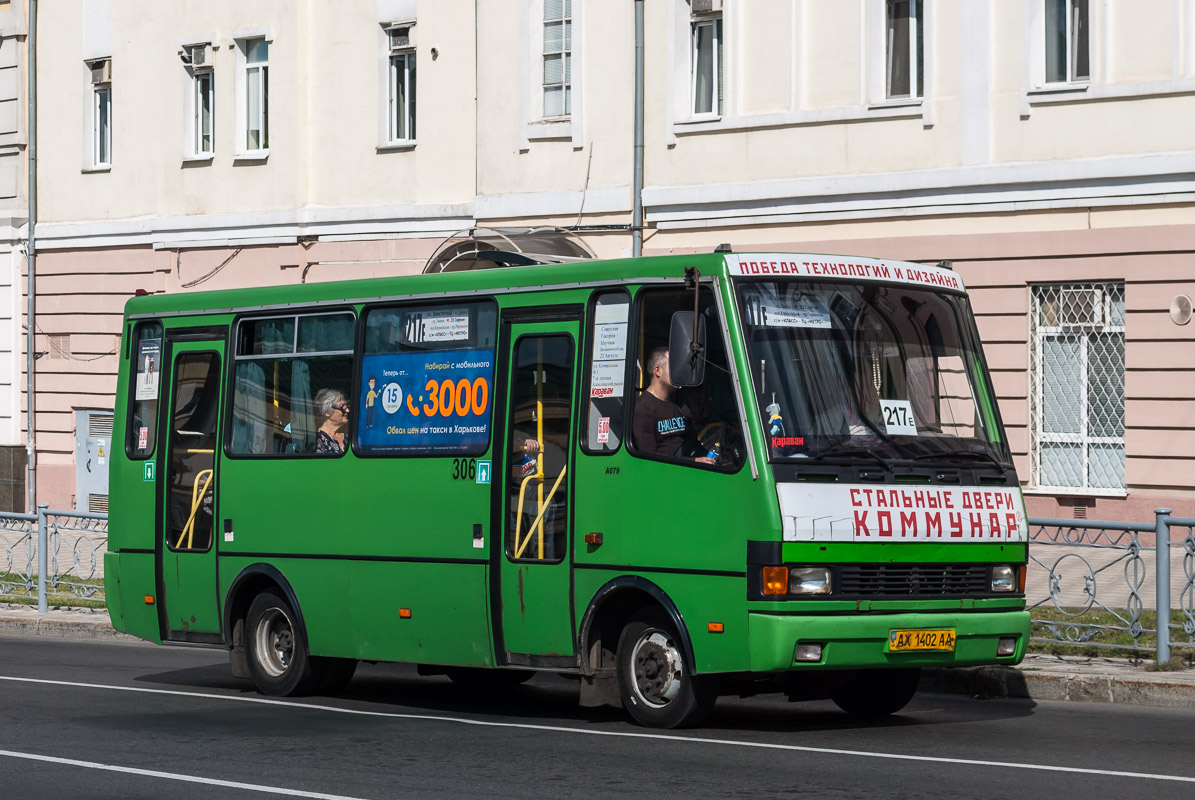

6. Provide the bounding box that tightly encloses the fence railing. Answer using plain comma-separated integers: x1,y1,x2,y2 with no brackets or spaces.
1028,509,1195,663
0,505,108,611
4,504,1194,664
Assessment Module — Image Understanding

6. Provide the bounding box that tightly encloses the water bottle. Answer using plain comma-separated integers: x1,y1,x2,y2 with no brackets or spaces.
705,442,722,461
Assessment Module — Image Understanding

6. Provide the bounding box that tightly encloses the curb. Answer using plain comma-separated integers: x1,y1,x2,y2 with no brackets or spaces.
922,665,1195,709
0,611,135,641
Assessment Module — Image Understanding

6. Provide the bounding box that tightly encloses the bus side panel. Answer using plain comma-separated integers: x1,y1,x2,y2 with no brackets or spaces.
347,562,493,666
574,570,748,674
109,551,162,643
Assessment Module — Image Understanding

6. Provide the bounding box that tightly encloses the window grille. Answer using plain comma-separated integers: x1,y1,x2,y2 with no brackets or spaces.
1029,283,1125,492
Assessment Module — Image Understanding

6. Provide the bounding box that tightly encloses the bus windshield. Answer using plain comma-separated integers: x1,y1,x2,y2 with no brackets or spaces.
737,280,1011,465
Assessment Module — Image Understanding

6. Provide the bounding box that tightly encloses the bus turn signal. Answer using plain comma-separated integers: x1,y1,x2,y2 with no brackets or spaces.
762,566,788,595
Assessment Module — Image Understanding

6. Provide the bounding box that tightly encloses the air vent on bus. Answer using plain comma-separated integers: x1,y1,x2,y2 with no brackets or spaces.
839,564,989,597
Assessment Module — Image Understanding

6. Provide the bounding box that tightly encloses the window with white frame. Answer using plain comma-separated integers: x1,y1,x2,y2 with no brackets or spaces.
690,1,722,116
1044,0,1089,83
886,0,923,99
89,58,112,168
184,44,215,157
543,0,571,117
1030,283,1125,492
387,24,416,141
241,38,269,152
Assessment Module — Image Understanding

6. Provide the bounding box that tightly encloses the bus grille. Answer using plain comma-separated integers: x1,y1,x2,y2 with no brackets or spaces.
838,563,990,597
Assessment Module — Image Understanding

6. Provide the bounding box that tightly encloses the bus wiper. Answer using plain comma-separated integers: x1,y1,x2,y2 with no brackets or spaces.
911,449,1007,471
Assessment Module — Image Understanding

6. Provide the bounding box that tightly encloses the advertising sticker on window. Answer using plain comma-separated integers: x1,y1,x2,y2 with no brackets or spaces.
135,338,162,401
358,349,494,452
762,297,831,329
590,301,629,399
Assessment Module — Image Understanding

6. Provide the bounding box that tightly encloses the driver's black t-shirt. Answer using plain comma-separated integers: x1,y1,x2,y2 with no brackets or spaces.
633,391,693,458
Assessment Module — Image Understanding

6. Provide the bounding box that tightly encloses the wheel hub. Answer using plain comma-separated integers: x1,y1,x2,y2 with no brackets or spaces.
254,607,294,678
631,630,682,707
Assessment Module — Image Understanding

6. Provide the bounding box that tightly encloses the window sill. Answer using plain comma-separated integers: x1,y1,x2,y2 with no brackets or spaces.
1022,487,1128,499
867,98,923,111
672,103,923,136
81,165,111,174
376,141,416,153
1027,79,1195,106
525,118,572,141
182,154,214,164
233,150,269,164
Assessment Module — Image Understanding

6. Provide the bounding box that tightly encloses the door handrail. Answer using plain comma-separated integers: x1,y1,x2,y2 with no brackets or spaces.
175,468,214,550
514,466,567,559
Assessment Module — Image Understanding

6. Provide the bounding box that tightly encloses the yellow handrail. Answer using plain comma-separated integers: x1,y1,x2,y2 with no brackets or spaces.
175,468,214,550
514,465,567,559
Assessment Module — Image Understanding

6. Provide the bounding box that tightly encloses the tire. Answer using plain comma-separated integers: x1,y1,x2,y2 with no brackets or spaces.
312,657,358,695
616,609,717,729
830,668,921,717
245,590,318,697
445,667,534,689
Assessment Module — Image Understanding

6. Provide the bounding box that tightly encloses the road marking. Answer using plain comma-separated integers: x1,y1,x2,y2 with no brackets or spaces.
3,674,1194,784
0,748,369,799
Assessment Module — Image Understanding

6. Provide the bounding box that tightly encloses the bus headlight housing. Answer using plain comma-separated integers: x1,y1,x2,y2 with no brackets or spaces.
788,566,832,595
991,565,1016,592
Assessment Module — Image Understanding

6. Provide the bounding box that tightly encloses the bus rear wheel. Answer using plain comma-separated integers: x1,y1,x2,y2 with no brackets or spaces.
616,609,716,729
246,590,318,697
830,668,921,717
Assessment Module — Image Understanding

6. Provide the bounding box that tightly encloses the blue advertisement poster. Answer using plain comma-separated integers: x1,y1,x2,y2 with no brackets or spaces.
358,348,495,452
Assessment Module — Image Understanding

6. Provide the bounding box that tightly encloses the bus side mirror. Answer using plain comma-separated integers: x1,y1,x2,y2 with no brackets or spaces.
669,311,706,387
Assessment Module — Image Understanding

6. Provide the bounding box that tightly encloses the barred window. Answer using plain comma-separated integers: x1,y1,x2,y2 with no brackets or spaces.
1030,283,1125,492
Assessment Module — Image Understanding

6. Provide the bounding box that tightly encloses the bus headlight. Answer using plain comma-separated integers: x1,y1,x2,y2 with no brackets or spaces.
991,565,1015,592
789,566,832,595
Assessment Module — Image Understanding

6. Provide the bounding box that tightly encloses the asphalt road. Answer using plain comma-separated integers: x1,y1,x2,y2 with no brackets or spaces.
1,635,1193,799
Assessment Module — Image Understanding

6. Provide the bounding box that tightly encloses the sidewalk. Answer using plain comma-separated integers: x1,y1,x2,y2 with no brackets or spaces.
3,603,1193,709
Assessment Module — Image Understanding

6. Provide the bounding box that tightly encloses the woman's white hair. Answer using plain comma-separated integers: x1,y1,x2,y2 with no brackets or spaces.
314,388,346,415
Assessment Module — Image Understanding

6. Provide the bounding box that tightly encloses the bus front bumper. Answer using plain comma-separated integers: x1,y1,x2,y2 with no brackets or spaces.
748,610,1031,672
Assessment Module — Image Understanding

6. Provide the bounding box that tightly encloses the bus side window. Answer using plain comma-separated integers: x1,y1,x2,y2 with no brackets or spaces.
629,288,742,468
582,290,630,453
227,312,355,457
127,321,163,459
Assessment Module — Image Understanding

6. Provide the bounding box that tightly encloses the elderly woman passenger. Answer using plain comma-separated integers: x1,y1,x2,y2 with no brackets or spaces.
314,388,350,454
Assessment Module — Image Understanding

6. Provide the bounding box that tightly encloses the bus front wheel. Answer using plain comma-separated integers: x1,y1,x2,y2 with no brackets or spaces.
245,590,318,696
830,668,921,717
616,609,716,729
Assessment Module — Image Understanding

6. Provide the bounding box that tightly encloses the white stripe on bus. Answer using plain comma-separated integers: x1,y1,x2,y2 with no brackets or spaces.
1,674,1191,785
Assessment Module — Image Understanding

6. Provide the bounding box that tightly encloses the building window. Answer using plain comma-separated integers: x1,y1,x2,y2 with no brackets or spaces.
543,0,571,117
242,38,269,152
886,0,923,99
1045,0,1089,83
89,58,112,168
690,3,722,116
184,44,215,157
387,25,416,141
1030,283,1125,492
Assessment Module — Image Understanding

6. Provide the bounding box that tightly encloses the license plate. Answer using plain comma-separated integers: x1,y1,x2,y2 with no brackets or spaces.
888,628,956,652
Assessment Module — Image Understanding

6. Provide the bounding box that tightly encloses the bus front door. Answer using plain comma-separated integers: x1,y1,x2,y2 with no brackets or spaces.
497,322,578,663
158,338,224,641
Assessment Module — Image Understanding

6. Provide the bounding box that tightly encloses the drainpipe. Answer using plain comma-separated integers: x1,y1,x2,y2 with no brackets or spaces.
25,0,36,513
632,0,644,257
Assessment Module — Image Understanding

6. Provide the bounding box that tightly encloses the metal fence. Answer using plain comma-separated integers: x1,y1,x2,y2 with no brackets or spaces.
0,505,108,611
4,503,1195,664
1028,509,1195,663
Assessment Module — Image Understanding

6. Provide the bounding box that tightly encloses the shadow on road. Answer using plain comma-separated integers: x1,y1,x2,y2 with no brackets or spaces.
132,659,1037,733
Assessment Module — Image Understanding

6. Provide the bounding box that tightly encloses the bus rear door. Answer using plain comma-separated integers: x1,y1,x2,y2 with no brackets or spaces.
157,335,224,641
495,317,579,664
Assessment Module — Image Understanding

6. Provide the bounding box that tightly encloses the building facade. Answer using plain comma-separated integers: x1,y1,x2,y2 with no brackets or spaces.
26,0,1195,520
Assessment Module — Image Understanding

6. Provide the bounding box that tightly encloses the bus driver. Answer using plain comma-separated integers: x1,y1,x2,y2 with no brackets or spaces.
633,347,716,465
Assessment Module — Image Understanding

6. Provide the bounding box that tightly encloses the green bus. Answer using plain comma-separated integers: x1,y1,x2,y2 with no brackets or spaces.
105,251,1029,728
